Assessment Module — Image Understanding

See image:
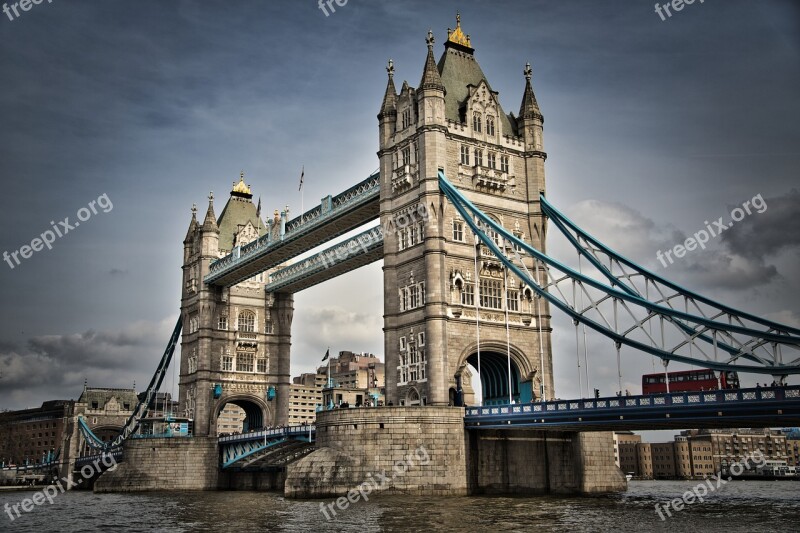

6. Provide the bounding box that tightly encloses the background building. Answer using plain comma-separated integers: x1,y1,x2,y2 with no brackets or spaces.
613,428,795,479
288,373,325,425
0,400,73,467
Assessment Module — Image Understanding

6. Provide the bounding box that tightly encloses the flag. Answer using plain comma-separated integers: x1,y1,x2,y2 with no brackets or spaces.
322,348,329,361
299,166,304,191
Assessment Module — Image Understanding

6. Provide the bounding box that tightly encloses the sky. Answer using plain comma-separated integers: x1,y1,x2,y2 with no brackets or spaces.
0,0,798,445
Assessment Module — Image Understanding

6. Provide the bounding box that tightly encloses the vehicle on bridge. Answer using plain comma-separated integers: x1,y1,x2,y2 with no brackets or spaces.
642,370,740,394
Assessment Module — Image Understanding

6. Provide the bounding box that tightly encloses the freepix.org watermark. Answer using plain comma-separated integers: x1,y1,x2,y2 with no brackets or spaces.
654,0,704,22
654,450,765,521
4,454,118,522
318,204,428,270
656,192,766,268
317,0,348,17
2,0,54,22
319,444,431,521
3,193,113,270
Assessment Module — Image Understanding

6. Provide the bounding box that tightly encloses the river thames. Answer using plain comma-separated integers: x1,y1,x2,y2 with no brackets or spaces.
2,480,798,532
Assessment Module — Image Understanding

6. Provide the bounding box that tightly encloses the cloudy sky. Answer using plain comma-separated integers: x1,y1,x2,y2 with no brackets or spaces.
0,0,798,430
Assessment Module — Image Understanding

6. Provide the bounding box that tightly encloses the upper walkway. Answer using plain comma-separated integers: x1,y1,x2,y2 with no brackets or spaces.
205,171,380,287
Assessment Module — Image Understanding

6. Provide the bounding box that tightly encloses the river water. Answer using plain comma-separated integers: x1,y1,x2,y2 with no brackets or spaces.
1,480,798,532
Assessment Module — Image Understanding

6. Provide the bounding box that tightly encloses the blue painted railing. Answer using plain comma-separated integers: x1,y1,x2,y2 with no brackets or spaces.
265,225,383,292
205,171,380,283
465,385,800,428
218,424,315,444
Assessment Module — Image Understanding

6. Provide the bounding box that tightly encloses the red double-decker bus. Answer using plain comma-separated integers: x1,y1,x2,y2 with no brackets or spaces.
642,370,740,394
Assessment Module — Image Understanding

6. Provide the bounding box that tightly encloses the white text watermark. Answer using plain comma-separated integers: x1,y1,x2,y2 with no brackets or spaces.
319,444,430,521
3,193,113,270
4,454,118,522
656,192,766,268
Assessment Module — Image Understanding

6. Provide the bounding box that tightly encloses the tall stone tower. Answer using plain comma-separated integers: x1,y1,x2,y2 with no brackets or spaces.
379,16,554,407
179,174,293,436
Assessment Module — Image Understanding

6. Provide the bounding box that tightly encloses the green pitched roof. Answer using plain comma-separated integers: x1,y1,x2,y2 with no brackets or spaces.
216,194,266,253
437,44,517,136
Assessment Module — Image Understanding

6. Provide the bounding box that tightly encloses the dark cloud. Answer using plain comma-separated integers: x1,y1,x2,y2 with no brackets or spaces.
0,0,798,407
720,189,800,257
0,319,174,407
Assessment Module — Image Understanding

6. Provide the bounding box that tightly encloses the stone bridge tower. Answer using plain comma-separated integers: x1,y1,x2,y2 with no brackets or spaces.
379,16,554,407
179,175,292,436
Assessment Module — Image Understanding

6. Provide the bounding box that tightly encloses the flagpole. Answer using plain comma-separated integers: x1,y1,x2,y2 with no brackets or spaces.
300,165,305,224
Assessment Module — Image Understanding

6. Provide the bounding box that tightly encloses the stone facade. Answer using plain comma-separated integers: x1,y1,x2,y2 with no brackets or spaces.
94,437,219,492
468,429,626,494
285,407,468,498
179,179,292,436
285,408,625,498
378,17,553,408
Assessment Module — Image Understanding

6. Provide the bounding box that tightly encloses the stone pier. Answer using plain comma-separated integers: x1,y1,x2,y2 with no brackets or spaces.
285,407,625,498
94,437,219,492
467,429,626,494
285,406,468,498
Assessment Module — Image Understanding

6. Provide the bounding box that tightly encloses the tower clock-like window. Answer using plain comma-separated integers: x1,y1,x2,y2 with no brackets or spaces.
238,311,255,333
236,352,254,372
480,278,503,310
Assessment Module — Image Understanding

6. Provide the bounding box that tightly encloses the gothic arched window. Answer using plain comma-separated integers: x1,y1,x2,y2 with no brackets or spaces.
238,311,255,332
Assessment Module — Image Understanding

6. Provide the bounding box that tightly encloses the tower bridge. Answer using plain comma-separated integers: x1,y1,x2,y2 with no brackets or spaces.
66,15,800,497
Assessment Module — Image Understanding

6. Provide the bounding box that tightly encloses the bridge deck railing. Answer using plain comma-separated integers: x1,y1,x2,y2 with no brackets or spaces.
206,172,380,281
465,386,800,419
218,424,316,444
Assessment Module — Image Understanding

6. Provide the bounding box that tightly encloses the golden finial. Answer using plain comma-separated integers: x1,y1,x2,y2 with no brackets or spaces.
232,171,252,195
446,13,471,48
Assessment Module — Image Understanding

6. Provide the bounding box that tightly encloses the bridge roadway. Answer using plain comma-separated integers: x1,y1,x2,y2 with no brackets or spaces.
264,225,384,293
204,171,380,287
465,385,800,431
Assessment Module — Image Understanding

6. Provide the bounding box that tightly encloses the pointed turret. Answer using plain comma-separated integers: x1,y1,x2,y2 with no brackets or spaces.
417,30,446,129
379,59,398,148
519,62,542,120
184,203,198,244
201,192,219,234
379,59,398,118
419,30,444,92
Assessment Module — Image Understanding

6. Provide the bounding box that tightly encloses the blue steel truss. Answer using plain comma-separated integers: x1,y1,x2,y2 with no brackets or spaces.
205,171,380,286
77,316,183,451
438,170,800,376
219,425,315,469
